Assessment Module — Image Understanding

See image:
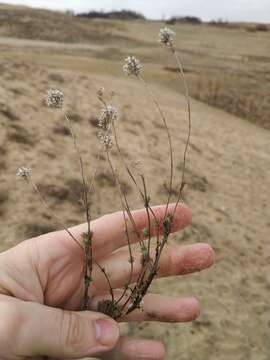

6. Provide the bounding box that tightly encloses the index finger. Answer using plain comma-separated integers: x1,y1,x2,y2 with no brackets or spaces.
68,202,192,258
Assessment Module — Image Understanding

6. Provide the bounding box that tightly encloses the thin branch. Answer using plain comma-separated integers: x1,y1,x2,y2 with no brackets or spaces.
112,120,160,242
95,261,115,303
65,113,93,310
138,75,174,219
140,175,152,258
169,45,192,216
112,121,144,199
106,152,134,304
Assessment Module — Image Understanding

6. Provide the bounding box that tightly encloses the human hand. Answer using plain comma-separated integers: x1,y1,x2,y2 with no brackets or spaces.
0,203,214,359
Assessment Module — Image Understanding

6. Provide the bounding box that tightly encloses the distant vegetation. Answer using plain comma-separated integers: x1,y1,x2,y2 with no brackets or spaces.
209,19,269,32
166,16,202,25
77,10,145,20
209,19,237,28
245,23,269,32
165,16,269,33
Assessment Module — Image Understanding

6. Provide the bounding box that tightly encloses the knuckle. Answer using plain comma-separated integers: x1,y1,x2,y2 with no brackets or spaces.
0,299,19,325
0,300,23,347
60,311,94,353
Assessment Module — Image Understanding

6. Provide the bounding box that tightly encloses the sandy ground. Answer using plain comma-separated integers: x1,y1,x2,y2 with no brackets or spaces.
0,38,269,360
0,36,104,50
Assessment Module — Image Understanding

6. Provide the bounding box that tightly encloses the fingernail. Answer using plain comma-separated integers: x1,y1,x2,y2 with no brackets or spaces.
95,318,119,347
194,243,215,269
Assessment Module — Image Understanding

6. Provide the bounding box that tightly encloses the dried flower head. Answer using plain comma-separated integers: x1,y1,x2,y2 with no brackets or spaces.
123,56,143,76
97,87,105,99
45,89,64,109
158,27,175,46
16,166,32,179
98,105,117,131
98,131,113,151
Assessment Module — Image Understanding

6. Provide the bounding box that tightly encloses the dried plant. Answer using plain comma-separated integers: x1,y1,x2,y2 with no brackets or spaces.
17,27,192,320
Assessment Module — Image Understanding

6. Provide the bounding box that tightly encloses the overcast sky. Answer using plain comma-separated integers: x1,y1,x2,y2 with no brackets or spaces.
1,0,270,22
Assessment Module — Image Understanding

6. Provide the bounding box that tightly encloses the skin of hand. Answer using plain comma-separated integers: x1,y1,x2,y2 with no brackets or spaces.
0,203,214,360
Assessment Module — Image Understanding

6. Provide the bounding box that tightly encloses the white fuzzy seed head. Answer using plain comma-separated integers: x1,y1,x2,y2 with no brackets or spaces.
123,56,143,76
98,131,113,151
97,87,105,99
45,89,64,109
159,27,175,46
98,105,117,131
16,167,32,179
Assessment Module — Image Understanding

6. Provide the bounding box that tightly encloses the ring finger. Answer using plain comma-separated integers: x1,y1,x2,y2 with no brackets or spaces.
92,243,214,293
92,291,200,323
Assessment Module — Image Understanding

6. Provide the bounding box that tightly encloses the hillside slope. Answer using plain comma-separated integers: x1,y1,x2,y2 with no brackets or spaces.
0,3,129,43
0,3,269,129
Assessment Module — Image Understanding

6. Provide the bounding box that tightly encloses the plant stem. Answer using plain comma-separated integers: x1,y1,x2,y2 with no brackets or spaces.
138,75,174,220
169,46,192,216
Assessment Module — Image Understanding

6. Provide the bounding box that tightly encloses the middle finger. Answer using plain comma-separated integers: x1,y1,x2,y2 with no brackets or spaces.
92,243,214,293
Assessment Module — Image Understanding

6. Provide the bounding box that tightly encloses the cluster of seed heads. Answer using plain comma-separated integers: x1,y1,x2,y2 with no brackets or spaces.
98,132,113,151
158,27,175,46
97,104,117,151
16,27,185,320
98,105,117,131
45,88,64,109
123,55,143,76
16,167,32,179
18,26,176,169
18,26,176,173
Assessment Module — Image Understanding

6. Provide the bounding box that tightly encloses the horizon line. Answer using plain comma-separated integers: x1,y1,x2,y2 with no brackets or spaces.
0,2,269,24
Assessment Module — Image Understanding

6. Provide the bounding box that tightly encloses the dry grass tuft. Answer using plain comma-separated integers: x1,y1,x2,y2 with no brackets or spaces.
0,190,9,217
21,221,56,238
191,74,270,130
0,102,19,122
38,178,84,207
181,222,212,243
186,170,210,193
89,116,99,127
53,125,70,136
7,125,34,146
48,73,65,83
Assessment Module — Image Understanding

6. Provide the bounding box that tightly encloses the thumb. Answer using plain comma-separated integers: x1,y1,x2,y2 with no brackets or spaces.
3,297,119,359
